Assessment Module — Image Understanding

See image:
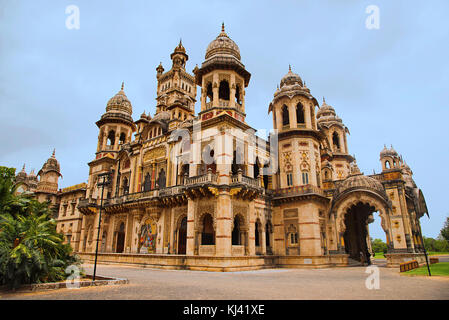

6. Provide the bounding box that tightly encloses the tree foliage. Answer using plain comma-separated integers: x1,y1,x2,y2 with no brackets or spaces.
371,238,388,254
0,166,81,289
440,216,449,243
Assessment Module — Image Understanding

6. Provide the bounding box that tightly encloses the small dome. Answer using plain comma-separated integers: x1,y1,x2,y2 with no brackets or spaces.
316,97,345,127
380,145,399,159
205,23,241,61
280,66,303,88
38,149,62,177
106,82,133,115
173,40,186,54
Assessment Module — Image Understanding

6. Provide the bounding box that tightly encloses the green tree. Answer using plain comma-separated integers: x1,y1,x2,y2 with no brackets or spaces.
440,216,449,243
371,238,388,254
0,166,81,289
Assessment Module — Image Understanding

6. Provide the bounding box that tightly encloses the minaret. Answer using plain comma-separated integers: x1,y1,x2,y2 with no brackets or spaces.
155,40,196,122
268,66,320,188
316,98,353,181
36,149,62,198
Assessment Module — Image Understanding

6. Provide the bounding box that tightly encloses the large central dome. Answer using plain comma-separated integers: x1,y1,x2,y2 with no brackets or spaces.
205,23,241,61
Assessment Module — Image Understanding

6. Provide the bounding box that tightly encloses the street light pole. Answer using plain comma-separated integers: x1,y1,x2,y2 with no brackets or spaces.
418,220,431,277
92,172,110,282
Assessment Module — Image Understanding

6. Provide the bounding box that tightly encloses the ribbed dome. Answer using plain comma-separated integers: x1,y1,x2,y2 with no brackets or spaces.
317,98,344,126
280,66,303,88
205,23,241,60
38,150,61,177
334,173,385,199
106,82,133,115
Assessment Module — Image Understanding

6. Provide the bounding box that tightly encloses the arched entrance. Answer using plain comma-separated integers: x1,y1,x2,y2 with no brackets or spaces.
343,202,376,263
116,222,125,253
177,216,187,254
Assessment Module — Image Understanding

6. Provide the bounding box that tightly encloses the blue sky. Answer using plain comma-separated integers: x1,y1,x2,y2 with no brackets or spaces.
0,0,448,239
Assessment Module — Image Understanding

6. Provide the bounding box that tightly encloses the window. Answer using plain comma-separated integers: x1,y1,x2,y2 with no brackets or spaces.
332,132,340,151
296,102,305,124
290,233,298,244
218,80,230,100
302,172,309,184
287,173,293,186
107,130,115,146
282,105,289,126
385,160,391,169
232,216,242,245
201,214,215,245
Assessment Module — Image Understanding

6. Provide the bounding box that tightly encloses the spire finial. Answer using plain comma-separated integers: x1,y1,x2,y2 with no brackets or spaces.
289,64,291,71
323,97,326,104
52,148,56,158
179,38,182,45
21,164,26,172
121,81,124,91
221,22,225,32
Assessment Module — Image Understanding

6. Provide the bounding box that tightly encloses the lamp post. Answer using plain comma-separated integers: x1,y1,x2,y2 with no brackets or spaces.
92,171,111,282
417,220,431,276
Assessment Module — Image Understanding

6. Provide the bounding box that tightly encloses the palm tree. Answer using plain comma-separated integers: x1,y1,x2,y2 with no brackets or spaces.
0,166,80,289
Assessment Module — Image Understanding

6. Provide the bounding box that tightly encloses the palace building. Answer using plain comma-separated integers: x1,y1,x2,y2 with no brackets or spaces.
18,24,429,270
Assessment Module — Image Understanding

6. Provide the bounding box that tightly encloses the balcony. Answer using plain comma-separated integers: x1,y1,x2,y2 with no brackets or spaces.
184,172,218,185
231,173,261,188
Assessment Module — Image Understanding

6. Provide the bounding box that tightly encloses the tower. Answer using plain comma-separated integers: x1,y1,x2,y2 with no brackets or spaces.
35,150,62,216
194,23,251,123
95,82,136,154
155,40,197,129
268,66,319,189
316,98,353,181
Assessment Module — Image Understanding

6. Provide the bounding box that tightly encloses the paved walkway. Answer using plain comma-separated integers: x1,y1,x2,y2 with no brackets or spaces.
2,262,448,300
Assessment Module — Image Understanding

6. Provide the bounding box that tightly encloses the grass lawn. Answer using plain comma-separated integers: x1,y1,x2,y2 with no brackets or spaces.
428,252,449,256
371,252,449,260
372,252,386,259
403,262,449,277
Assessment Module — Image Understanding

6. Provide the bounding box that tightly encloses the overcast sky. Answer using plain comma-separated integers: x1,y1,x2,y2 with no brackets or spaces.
0,0,448,239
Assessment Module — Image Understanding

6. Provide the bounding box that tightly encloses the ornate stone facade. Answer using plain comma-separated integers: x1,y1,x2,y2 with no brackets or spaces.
18,24,429,270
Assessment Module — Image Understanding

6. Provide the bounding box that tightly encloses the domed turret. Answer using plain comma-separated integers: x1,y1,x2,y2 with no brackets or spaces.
280,65,303,88
106,82,133,116
38,149,62,178
317,97,344,127
205,23,241,61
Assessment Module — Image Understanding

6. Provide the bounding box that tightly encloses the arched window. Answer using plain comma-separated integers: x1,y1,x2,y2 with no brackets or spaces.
219,80,230,100
255,221,261,247
254,157,260,178
296,102,305,124
232,216,242,245
201,214,215,245
288,224,298,245
122,177,129,195
107,130,115,146
332,132,341,151
235,85,241,104
157,168,166,189
206,82,213,103
119,132,126,145
143,173,151,191
385,160,391,169
282,105,289,126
